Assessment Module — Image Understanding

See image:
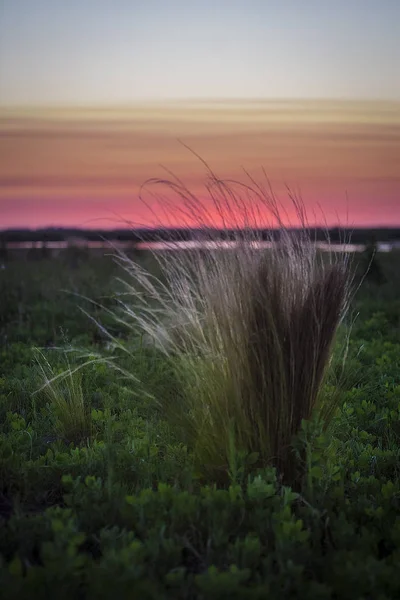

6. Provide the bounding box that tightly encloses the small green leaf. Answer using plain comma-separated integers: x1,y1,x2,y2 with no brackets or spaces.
310,466,323,479
9,557,22,577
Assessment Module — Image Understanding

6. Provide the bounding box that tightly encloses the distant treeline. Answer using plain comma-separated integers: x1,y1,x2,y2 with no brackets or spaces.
1,227,400,245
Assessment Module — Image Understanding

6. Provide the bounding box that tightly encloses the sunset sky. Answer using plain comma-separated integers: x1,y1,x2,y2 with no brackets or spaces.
1,0,399,228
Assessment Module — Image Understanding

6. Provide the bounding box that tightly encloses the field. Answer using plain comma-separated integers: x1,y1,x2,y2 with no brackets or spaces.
1,245,400,599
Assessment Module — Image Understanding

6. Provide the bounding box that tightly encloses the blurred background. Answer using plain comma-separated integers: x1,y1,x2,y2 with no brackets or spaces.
0,0,399,233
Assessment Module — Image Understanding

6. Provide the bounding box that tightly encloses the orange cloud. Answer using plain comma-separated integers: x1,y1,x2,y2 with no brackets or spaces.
1,100,399,228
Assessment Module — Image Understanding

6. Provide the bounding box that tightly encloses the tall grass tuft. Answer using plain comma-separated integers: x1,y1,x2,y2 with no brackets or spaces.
110,157,354,483
34,350,92,444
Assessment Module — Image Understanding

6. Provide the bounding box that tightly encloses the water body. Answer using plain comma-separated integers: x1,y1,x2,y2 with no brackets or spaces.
5,240,399,252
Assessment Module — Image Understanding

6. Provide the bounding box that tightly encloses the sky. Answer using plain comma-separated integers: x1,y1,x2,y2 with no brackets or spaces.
1,0,400,104
0,0,399,228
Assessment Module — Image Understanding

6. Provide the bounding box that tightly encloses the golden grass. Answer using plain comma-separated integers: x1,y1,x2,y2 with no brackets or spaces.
112,157,354,482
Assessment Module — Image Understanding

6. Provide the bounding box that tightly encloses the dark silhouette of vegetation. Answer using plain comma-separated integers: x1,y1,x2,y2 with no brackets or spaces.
1,225,400,246
362,235,387,285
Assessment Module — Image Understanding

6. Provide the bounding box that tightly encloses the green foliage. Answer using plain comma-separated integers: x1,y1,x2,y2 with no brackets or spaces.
0,250,400,598
34,350,92,444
